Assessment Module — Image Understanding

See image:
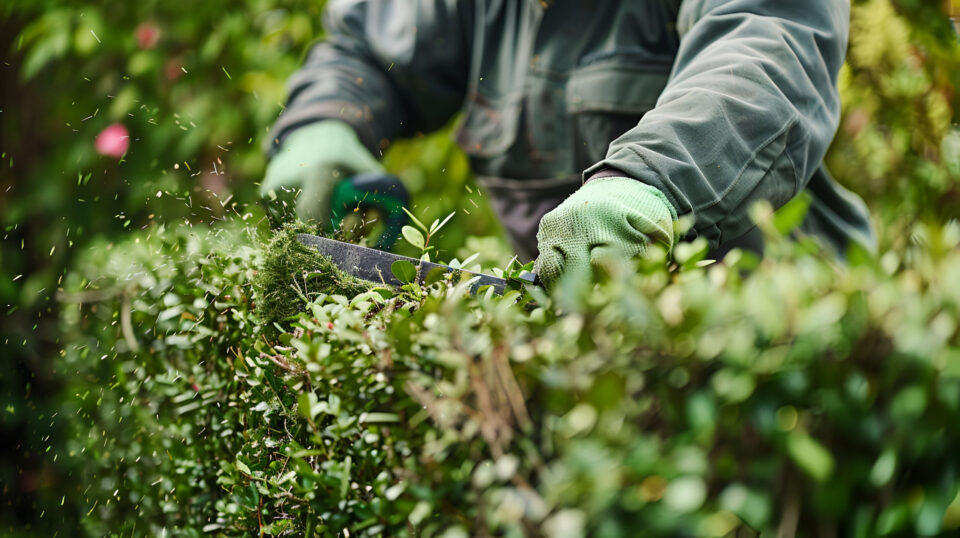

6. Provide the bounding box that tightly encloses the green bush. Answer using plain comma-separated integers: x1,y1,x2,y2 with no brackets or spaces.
56,211,960,536
1,2,498,530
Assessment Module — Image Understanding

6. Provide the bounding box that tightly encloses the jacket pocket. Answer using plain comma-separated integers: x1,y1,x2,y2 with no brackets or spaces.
566,62,670,172
454,93,522,160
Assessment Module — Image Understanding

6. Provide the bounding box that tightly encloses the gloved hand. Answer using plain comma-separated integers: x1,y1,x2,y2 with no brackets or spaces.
533,177,677,286
260,120,384,222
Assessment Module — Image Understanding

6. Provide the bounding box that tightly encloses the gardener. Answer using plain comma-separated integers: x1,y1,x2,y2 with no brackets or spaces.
262,0,875,286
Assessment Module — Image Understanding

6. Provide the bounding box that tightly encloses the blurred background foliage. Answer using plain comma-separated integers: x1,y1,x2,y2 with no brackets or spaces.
828,0,960,246
0,0,958,534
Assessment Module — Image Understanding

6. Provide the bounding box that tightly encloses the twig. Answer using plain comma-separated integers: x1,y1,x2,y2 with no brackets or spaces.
777,479,801,538
120,289,139,352
259,351,306,377
257,495,264,538
470,360,512,458
491,344,531,430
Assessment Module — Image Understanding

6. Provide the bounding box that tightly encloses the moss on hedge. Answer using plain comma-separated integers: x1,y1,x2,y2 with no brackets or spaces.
252,222,375,326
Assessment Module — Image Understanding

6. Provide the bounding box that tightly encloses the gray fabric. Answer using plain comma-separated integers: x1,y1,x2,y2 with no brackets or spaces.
475,175,582,262
586,0,876,254
267,0,476,156
268,0,876,258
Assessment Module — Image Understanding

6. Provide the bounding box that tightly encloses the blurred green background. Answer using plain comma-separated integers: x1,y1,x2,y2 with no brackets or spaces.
0,0,958,533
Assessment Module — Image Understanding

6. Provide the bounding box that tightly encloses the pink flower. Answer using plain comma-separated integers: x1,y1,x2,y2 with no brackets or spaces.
165,57,184,81
95,124,130,158
136,22,161,49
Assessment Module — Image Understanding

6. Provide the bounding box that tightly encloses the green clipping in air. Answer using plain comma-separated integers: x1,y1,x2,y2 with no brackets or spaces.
534,176,677,287
252,222,374,327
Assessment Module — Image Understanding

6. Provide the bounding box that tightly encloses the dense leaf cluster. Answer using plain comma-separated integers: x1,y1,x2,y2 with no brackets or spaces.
56,214,960,536
1,1,500,530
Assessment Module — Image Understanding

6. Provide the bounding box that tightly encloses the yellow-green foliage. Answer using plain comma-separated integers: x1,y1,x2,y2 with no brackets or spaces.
830,0,960,236
849,0,912,69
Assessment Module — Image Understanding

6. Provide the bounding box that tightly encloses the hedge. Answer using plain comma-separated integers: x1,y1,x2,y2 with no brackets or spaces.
56,209,960,537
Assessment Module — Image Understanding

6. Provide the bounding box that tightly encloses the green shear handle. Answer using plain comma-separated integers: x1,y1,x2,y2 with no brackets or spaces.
328,172,410,251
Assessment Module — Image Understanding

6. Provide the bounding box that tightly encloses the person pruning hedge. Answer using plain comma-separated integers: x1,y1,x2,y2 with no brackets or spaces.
262,0,876,287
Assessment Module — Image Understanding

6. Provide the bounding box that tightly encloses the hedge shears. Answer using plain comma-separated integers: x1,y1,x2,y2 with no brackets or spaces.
296,172,538,294
273,171,537,294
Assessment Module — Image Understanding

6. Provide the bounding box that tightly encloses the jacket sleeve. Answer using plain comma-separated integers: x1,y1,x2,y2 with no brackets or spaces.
585,0,850,247
266,0,473,156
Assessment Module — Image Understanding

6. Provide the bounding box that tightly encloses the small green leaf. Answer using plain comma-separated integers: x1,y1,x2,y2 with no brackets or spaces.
673,238,709,267
408,501,432,526
236,459,252,476
876,501,910,535
891,385,927,420
372,286,395,299
384,482,406,501
328,394,342,415
719,483,771,528
297,393,317,420
424,266,448,286
787,431,835,482
774,191,812,235
340,455,351,498
663,476,707,513
391,260,417,283
401,225,425,250
711,369,756,403
686,391,716,433
401,207,427,232
943,489,960,530
869,448,897,487
431,211,456,235
361,412,400,423
350,290,384,307
497,290,522,312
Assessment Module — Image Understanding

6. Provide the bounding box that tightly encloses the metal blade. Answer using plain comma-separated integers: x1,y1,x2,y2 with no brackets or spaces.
297,233,533,295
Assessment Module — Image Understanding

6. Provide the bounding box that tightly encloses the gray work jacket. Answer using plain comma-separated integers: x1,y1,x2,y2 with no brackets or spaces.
269,0,876,260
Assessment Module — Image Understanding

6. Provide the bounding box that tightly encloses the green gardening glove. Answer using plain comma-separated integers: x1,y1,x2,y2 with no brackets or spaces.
260,120,384,222
534,177,677,287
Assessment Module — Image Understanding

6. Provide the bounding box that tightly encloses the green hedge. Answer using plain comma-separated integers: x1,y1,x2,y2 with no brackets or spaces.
57,212,960,536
